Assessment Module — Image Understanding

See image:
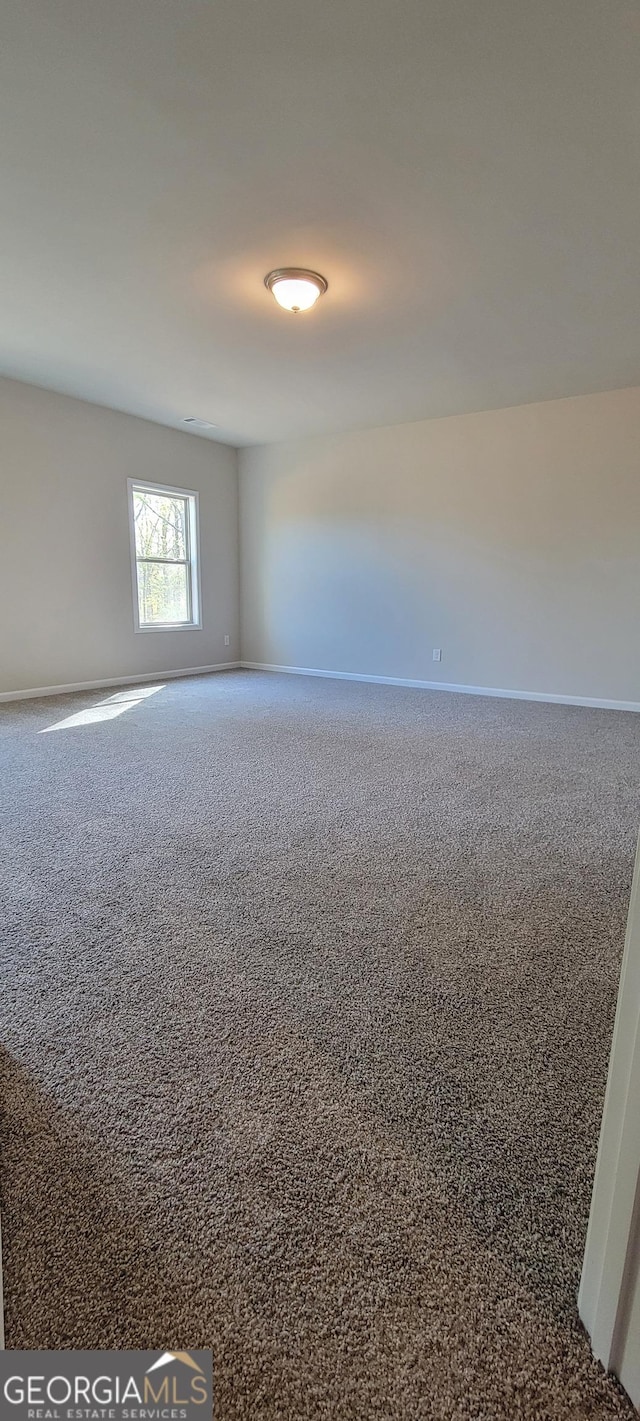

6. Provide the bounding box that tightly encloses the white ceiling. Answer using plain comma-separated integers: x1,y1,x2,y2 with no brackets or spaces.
1,0,639,446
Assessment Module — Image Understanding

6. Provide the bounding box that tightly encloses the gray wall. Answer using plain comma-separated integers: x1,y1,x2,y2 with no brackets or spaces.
3,377,640,706
0,378,239,695
239,386,640,705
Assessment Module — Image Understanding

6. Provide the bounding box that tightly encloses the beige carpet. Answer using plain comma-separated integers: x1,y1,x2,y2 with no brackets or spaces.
1,669,639,1418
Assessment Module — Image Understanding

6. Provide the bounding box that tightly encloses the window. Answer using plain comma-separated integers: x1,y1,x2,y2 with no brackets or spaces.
128,480,201,631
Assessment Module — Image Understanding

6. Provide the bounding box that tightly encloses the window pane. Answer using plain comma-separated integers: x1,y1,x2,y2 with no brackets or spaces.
133,490,188,561
137,561,190,624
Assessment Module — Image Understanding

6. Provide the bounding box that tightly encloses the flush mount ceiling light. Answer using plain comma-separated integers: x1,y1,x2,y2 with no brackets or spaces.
181,417,218,430
264,268,328,313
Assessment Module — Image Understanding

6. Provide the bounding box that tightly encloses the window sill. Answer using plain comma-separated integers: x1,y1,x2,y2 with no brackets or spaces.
135,622,202,633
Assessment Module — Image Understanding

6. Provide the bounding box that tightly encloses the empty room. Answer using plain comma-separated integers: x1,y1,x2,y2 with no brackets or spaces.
1,1,640,1416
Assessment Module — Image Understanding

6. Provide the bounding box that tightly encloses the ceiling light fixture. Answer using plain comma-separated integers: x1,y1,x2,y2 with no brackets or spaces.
181,417,218,430
264,268,328,313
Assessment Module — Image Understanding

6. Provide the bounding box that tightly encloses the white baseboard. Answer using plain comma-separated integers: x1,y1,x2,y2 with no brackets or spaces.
0,662,240,704
3,659,638,712
240,661,640,713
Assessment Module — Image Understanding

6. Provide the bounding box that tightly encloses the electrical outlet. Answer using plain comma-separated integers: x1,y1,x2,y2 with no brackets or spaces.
224,634,230,646
432,648,442,662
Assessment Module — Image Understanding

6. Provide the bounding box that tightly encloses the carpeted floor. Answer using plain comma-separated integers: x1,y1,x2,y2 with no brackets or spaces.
1,669,639,1417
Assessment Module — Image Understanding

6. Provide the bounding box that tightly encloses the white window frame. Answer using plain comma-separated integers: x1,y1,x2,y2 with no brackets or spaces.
127,478,202,632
